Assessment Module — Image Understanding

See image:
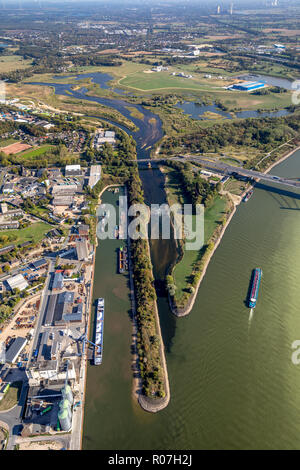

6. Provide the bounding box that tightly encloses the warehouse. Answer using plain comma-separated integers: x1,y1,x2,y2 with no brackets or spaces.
6,273,29,291
231,81,265,92
43,294,58,326
65,164,82,176
76,239,89,261
52,184,77,196
6,337,27,364
0,221,20,230
77,224,89,238
31,258,48,270
52,272,64,291
53,196,74,207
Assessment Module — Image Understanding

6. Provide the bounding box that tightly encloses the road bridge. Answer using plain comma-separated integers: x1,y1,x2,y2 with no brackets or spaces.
137,155,300,189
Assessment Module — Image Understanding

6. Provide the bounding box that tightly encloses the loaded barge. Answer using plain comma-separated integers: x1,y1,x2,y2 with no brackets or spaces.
248,268,262,308
94,298,104,365
118,246,128,273
243,190,253,202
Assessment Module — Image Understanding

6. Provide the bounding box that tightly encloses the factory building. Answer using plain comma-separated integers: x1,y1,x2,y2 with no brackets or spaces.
44,294,58,326
31,258,48,271
0,221,20,230
52,184,77,196
26,359,76,386
65,164,82,176
231,81,265,92
53,196,74,207
6,273,29,291
77,224,89,239
52,272,64,291
2,183,14,194
76,239,89,261
5,337,27,364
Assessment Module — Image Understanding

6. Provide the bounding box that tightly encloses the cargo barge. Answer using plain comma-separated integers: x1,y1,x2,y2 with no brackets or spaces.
94,298,104,365
243,190,253,202
118,246,128,273
248,268,262,308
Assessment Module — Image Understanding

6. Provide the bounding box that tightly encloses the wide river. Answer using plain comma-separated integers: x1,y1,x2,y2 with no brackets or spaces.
29,74,300,448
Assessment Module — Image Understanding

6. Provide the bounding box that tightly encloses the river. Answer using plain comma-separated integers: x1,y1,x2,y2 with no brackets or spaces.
83,150,300,450
27,74,300,449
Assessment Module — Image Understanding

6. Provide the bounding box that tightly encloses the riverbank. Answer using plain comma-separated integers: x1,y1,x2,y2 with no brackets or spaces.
166,143,300,317
170,195,236,317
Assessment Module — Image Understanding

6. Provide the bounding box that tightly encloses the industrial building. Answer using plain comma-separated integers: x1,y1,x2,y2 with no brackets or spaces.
31,258,48,271
52,184,77,196
6,273,29,291
65,164,82,176
52,272,64,291
2,183,14,194
53,196,74,207
0,221,19,230
5,337,27,364
43,291,83,327
231,81,265,92
77,224,89,238
76,239,89,261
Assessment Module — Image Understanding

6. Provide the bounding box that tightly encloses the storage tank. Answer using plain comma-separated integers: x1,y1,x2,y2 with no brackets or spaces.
58,408,71,432
62,384,73,405
59,398,72,419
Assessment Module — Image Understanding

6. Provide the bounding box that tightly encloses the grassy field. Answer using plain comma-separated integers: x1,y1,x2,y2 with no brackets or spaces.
0,138,18,148
173,196,227,299
120,70,229,91
0,55,32,73
163,167,227,299
0,222,51,248
0,381,22,411
16,145,54,160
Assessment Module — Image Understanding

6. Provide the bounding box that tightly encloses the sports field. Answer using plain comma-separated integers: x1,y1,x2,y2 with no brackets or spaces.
15,145,54,161
0,142,32,155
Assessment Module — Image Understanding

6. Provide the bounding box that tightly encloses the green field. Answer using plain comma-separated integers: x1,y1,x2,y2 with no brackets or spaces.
0,222,51,248
164,167,227,300
120,70,223,91
0,138,18,148
16,145,54,161
0,55,32,73
173,196,227,298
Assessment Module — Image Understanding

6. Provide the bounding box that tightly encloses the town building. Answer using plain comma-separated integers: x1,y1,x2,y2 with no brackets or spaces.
5,337,27,364
6,273,29,291
65,164,82,176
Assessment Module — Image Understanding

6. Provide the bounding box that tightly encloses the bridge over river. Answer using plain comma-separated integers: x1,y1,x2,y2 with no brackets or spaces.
137,155,300,189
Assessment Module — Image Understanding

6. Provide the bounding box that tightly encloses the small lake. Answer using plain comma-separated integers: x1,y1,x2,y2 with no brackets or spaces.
52,72,126,95
176,100,291,121
235,74,297,91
